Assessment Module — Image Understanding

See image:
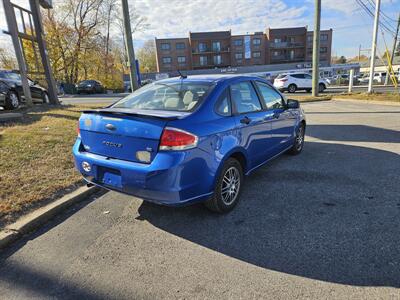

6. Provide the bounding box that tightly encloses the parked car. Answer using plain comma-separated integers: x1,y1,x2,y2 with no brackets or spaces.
0,70,49,110
73,75,306,213
76,80,104,94
273,72,327,93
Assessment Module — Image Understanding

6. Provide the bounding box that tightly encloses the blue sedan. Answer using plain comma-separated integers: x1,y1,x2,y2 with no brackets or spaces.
73,75,306,213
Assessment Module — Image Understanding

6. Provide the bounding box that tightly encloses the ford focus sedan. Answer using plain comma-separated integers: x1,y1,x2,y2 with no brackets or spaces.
73,75,306,213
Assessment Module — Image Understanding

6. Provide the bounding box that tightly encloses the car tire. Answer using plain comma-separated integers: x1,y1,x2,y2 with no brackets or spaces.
288,122,305,155
204,158,244,213
306,89,311,93
5,91,20,110
318,83,326,93
42,92,50,104
288,84,297,93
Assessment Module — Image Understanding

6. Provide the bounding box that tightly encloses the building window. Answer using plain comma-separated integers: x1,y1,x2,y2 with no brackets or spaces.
320,47,328,53
235,52,243,60
199,56,207,66
307,48,313,55
288,37,295,43
212,41,221,52
320,34,328,41
162,57,172,64
253,51,261,58
234,39,243,46
274,38,281,43
176,42,185,50
199,43,207,52
273,51,280,57
253,38,261,45
213,55,222,65
307,35,313,42
161,43,170,50
177,56,186,64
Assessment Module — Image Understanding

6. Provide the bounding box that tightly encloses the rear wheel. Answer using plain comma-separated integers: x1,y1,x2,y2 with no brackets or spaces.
306,88,311,93
288,84,297,93
5,91,20,110
204,158,243,213
289,122,305,155
318,83,326,93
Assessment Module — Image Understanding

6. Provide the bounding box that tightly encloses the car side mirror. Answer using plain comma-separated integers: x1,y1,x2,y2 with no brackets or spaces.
287,99,299,109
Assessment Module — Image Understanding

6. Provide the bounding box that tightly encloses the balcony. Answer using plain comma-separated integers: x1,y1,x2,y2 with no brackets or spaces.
270,55,305,62
269,42,304,49
192,62,230,69
192,47,230,54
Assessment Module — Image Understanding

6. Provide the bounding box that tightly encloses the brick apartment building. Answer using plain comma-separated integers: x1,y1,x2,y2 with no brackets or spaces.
155,27,332,73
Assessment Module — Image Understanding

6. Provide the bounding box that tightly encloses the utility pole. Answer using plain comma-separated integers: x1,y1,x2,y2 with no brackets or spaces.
358,45,361,62
368,0,381,93
384,13,400,85
121,0,139,91
3,0,33,106
29,0,59,104
312,0,321,97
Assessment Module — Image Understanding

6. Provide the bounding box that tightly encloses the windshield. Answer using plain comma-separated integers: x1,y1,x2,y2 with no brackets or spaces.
112,81,214,112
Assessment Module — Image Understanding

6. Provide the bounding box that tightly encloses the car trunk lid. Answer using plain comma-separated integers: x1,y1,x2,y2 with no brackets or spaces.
79,108,189,163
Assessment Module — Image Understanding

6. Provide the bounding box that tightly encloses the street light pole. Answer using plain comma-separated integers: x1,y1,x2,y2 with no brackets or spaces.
3,0,33,106
312,0,321,97
121,0,139,91
368,0,381,93
29,0,59,104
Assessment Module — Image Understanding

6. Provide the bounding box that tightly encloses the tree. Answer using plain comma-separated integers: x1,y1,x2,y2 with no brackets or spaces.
395,41,400,56
136,40,157,73
348,55,369,62
332,55,347,64
0,48,18,69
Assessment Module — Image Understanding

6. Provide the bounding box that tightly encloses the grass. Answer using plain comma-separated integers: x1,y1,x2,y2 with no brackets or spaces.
332,92,400,103
288,94,332,102
0,104,102,228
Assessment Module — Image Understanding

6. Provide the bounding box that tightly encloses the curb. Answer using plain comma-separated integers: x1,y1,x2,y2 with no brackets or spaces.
0,185,100,250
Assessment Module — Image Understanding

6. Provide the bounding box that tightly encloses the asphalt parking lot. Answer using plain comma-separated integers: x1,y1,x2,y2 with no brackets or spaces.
1,100,399,299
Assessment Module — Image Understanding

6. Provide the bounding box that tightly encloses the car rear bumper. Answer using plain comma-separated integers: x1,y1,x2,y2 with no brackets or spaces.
73,138,214,206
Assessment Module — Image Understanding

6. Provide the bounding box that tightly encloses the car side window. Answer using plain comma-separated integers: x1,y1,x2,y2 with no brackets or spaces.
215,88,231,116
304,74,312,79
230,81,262,114
255,81,284,110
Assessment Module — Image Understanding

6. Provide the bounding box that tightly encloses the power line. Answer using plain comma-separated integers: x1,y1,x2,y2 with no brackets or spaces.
355,0,396,37
365,0,398,23
364,0,398,32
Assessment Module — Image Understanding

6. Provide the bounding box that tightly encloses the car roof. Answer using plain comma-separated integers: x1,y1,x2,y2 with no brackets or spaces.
157,74,264,84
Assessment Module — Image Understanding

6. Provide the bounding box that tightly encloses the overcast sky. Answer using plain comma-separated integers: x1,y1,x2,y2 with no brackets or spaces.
0,0,399,58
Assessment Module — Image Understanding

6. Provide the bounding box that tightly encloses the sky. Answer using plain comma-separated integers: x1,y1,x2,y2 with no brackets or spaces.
0,0,399,58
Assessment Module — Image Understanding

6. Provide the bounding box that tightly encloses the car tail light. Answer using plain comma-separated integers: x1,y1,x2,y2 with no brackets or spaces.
159,127,198,150
77,121,81,137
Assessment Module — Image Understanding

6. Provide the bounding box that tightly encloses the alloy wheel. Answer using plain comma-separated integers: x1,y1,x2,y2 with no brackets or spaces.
296,125,305,150
221,166,240,205
10,93,19,108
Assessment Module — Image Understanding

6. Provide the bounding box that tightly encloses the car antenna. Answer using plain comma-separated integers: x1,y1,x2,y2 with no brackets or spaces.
177,69,187,79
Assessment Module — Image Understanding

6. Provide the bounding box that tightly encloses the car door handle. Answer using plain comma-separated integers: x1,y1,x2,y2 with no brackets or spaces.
240,116,251,125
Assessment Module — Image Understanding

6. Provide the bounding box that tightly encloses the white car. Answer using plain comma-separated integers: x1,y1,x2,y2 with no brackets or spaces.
273,73,327,93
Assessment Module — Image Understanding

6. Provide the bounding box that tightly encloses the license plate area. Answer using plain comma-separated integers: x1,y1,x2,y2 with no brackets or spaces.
98,166,122,188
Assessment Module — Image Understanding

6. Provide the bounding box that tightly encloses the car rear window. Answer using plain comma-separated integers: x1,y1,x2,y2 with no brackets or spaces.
112,81,214,112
